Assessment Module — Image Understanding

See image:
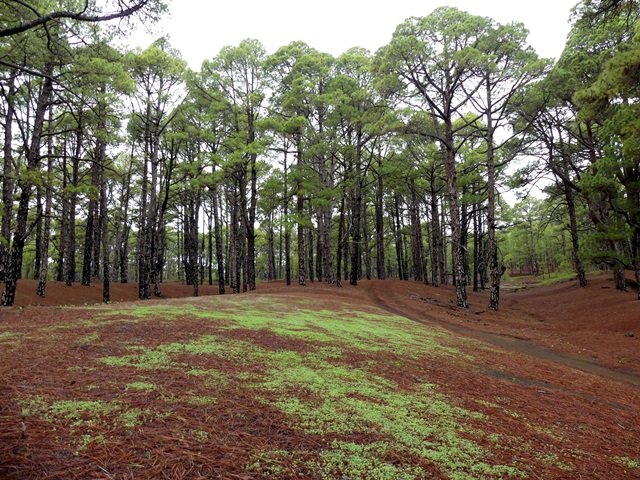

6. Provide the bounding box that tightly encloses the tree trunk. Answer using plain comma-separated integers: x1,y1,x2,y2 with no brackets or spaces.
363,202,372,280
36,113,54,297
335,193,346,287
282,152,292,286
307,226,315,283
267,213,276,281
56,148,68,282
296,137,306,286
0,73,16,282
246,156,257,291
565,181,587,287
64,129,81,286
34,188,43,280
393,194,406,281
208,207,214,285
375,164,385,280
349,147,363,286
442,119,468,308
82,158,100,286
409,185,426,283
614,264,627,291
2,64,54,306
229,185,240,294
429,179,443,286
460,196,471,286
212,184,225,294
100,144,110,303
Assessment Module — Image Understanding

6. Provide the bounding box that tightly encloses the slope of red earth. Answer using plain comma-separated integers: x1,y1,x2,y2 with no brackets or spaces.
0,273,639,479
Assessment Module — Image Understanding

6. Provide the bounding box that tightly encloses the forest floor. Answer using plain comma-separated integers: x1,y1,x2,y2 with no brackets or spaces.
0,272,639,478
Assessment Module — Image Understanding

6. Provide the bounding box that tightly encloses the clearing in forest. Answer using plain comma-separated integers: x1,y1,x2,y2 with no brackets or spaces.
0,276,639,479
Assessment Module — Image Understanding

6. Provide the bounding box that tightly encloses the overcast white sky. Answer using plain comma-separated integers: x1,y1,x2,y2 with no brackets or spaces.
127,0,579,69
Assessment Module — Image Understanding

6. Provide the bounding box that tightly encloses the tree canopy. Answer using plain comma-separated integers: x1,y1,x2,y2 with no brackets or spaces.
2,0,639,308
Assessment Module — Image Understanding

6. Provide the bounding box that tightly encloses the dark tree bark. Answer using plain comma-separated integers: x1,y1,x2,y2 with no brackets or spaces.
56,146,68,282
113,153,133,283
349,149,363,286
183,192,200,296
473,206,486,293
296,136,306,286
613,266,627,291
460,195,471,287
200,215,205,285
239,196,248,293
211,184,225,294
409,185,426,283
92,195,101,279
442,122,468,308
428,176,444,287
363,202,372,281
335,193,346,287
229,185,240,294
555,132,588,288
207,206,214,285
36,113,54,297
266,212,277,281
2,63,54,306
392,194,407,281
246,123,258,292
317,153,335,284
0,74,16,282
82,157,100,286
307,211,315,284
64,127,81,286
34,188,43,279
100,143,110,303
375,164,385,280
565,180,588,287
282,149,292,286
440,206,448,285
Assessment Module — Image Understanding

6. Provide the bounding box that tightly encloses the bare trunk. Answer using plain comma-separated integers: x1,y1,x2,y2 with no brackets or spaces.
375,165,385,280
429,179,442,287
2,65,54,306
349,157,362,286
36,113,54,297
296,137,306,286
82,159,100,286
100,146,110,303
0,74,16,282
409,185,426,283
393,195,406,281
212,184,225,294
443,119,468,308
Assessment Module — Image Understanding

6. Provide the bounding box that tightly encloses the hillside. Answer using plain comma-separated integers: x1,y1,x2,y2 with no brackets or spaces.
0,274,639,479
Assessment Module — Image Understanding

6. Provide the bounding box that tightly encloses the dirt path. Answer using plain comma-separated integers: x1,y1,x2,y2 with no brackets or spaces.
361,279,640,389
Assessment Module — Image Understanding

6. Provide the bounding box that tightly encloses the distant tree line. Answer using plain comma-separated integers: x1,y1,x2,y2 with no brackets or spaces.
1,0,639,309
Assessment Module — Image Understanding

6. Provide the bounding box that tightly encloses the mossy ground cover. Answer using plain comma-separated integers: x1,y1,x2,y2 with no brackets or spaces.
1,289,639,479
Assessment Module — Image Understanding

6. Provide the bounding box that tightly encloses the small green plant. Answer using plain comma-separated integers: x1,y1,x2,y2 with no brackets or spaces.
126,382,157,392
193,430,209,443
118,408,151,428
0,331,21,345
49,400,120,427
614,456,640,469
99,348,175,369
78,332,100,345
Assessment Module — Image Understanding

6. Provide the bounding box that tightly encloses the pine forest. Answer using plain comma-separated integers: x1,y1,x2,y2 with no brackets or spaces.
1,0,640,310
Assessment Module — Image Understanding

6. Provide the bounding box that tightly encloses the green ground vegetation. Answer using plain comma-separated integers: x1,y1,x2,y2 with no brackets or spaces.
6,295,635,478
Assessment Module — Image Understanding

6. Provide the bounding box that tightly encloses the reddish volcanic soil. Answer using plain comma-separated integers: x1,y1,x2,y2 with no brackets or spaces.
1,273,639,479
6,272,640,391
